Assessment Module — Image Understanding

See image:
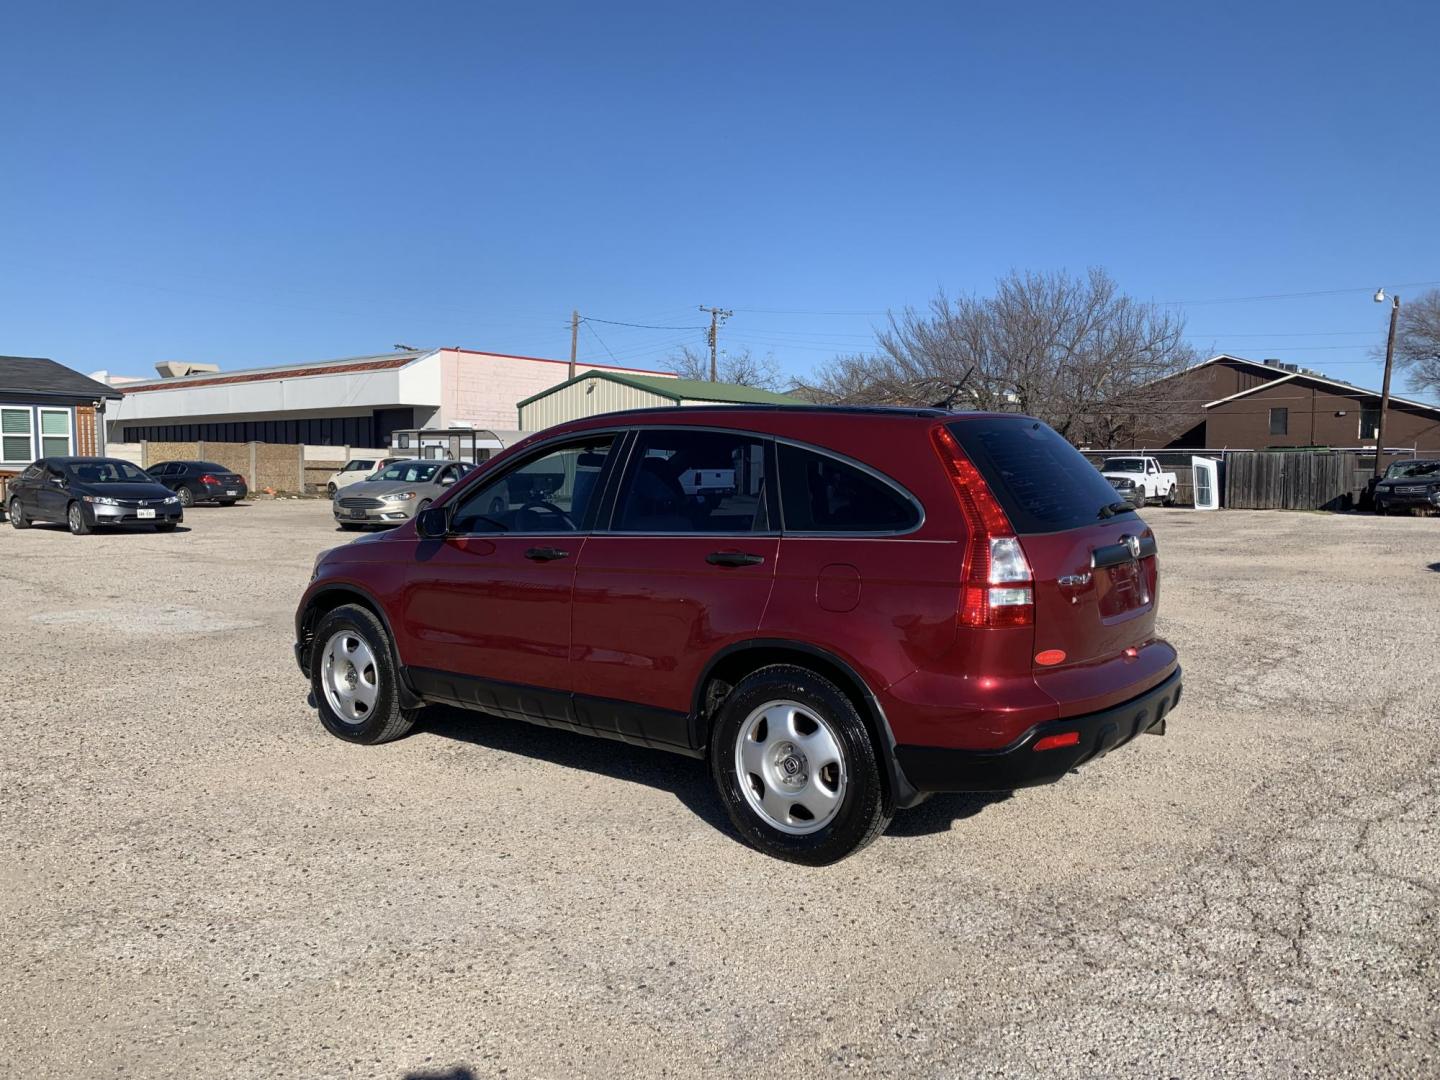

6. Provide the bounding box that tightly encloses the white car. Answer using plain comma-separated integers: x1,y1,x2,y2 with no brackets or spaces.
326,456,404,499
1099,455,1177,505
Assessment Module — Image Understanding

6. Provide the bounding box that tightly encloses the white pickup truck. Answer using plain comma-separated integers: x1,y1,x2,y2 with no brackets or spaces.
1099,455,1178,506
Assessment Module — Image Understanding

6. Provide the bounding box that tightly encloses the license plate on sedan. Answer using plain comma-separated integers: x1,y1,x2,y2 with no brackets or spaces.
344,509,367,519
137,508,156,519
226,489,239,496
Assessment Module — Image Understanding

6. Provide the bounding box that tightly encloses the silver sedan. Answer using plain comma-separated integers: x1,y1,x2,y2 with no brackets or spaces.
332,459,475,529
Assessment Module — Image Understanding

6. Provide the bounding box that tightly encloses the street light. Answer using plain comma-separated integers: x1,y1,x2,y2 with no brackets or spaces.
1372,288,1401,478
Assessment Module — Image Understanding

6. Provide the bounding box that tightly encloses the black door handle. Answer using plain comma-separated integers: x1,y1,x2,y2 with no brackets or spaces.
525,546,570,561
707,551,765,567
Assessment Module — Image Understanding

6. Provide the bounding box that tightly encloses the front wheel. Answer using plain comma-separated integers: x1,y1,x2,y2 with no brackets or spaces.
67,502,92,535
310,604,418,744
710,664,892,864
8,498,27,529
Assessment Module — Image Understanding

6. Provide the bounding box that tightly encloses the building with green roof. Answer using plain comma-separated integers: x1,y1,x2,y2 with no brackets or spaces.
517,371,797,431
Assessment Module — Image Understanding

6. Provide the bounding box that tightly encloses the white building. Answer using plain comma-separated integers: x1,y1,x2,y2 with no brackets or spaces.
107,348,676,449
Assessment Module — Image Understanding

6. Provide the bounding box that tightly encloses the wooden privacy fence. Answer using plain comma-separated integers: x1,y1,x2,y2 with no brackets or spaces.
1221,450,1364,511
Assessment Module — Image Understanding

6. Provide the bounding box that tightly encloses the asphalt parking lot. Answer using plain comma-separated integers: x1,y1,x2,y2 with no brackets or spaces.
1,502,1437,1079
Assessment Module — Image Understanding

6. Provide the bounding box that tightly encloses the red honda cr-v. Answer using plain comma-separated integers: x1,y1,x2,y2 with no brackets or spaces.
295,407,1181,863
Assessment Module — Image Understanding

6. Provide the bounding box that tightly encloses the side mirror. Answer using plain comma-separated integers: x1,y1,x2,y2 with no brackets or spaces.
415,505,450,539
440,475,457,487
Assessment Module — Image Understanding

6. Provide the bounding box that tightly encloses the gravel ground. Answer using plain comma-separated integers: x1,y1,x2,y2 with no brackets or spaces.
1,502,1437,1079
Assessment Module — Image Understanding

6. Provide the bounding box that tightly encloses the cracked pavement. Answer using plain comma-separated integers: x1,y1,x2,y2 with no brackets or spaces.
1,504,1436,1078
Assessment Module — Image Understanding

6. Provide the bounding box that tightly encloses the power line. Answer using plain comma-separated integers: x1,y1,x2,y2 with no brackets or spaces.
1160,279,1440,306
582,315,707,331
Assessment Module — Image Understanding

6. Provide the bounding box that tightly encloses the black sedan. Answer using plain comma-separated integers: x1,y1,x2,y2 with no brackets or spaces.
1106,474,1148,510
6,457,183,535
1374,460,1440,515
146,460,249,506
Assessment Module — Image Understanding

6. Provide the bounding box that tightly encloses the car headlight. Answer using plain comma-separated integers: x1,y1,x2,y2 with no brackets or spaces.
83,495,118,505
383,491,417,502
164,495,180,505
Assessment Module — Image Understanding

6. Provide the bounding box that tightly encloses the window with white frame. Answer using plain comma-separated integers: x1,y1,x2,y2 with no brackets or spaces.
39,408,73,458
1,407,35,465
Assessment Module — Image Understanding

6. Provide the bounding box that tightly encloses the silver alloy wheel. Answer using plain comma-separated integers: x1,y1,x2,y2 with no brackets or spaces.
68,504,83,532
178,486,193,507
8,498,20,525
320,629,381,725
734,699,847,835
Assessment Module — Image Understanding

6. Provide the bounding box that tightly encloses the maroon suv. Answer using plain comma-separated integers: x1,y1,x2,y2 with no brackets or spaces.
295,407,1181,863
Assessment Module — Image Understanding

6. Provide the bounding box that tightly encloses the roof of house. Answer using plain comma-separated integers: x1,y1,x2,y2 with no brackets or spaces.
118,347,675,395
1197,354,1440,415
0,355,122,400
518,371,798,408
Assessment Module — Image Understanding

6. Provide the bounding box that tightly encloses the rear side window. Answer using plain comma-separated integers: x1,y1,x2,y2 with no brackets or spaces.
946,418,1134,533
777,443,918,533
613,429,769,533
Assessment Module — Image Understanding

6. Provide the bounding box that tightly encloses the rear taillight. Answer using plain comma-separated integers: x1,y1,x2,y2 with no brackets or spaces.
200,474,219,485
932,426,1034,628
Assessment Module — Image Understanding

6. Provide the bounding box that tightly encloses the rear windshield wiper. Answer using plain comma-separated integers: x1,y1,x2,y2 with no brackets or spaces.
1097,500,1136,519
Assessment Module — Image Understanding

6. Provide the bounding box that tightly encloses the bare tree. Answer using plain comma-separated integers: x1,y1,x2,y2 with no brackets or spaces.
799,269,1198,445
668,346,784,390
1390,289,1440,396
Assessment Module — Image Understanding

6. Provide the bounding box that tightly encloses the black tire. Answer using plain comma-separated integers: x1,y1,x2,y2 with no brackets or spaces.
710,664,892,865
8,497,27,529
66,501,92,535
327,483,338,500
309,604,418,744
1163,486,1176,507
155,522,177,532
177,485,194,508
1375,503,1387,516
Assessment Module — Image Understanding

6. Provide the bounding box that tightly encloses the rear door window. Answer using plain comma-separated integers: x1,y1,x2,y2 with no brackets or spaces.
777,443,918,533
612,429,770,533
946,417,1136,533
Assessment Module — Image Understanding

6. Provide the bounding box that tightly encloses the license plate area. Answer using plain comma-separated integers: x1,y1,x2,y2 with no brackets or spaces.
226,489,239,495
1098,559,1149,617
137,508,156,519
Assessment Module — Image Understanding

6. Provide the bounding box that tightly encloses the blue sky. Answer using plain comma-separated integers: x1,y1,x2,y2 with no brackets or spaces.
2,1,1437,397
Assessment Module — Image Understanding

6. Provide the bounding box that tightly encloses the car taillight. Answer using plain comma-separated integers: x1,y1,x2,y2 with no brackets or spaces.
931,426,1034,628
200,474,219,485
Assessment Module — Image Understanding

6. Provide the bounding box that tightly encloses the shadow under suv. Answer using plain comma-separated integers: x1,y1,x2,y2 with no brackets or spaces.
294,406,1182,863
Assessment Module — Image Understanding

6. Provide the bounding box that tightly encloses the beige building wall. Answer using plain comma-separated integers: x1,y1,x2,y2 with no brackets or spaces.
518,377,678,431
440,350,675,430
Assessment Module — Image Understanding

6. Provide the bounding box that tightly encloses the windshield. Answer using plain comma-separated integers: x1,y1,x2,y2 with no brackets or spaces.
1100,458,1146,472
64,460,152,483
1386,461,1440,479
373,461,442,483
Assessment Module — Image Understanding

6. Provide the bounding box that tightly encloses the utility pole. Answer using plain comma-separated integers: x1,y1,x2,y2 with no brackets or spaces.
698,305,733,382
1372,291,1401,478
569,310,580,380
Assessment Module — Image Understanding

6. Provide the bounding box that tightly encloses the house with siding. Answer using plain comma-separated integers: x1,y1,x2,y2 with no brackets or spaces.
1128,354,1440,462
0,356,120,470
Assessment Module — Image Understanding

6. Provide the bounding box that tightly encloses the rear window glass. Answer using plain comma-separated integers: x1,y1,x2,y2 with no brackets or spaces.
195,462,228,472
778,443,918,533
946,418,1135,533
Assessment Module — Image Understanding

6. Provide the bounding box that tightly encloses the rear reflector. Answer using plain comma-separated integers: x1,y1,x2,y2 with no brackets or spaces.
1035,649,1067,666
1033,731,1081,752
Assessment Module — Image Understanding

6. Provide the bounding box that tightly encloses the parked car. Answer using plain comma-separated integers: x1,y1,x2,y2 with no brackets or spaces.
332,458,475,529
1099,455,1177,505
146,460,248,507
294,407,1182,864
7,457,182,535
1374,459,1440,514
326,456,405,499
1105,474,1147,510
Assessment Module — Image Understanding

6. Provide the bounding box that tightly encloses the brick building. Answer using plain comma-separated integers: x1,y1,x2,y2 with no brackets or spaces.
1130,355,1440,461
106,348,676,449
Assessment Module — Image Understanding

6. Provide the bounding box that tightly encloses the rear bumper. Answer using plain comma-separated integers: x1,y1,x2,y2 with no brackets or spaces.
893,666,1182,794
200,484,247,501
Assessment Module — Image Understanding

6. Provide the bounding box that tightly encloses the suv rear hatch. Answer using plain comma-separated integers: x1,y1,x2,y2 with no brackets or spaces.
944,417,1171,715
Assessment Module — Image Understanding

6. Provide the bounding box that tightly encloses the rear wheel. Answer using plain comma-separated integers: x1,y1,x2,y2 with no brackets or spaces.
177,486,194,508
67,502,92,535
8,498,26,529
310,604,418,744
327,482,338,499
1163,485,1176,507
710,664,891,864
